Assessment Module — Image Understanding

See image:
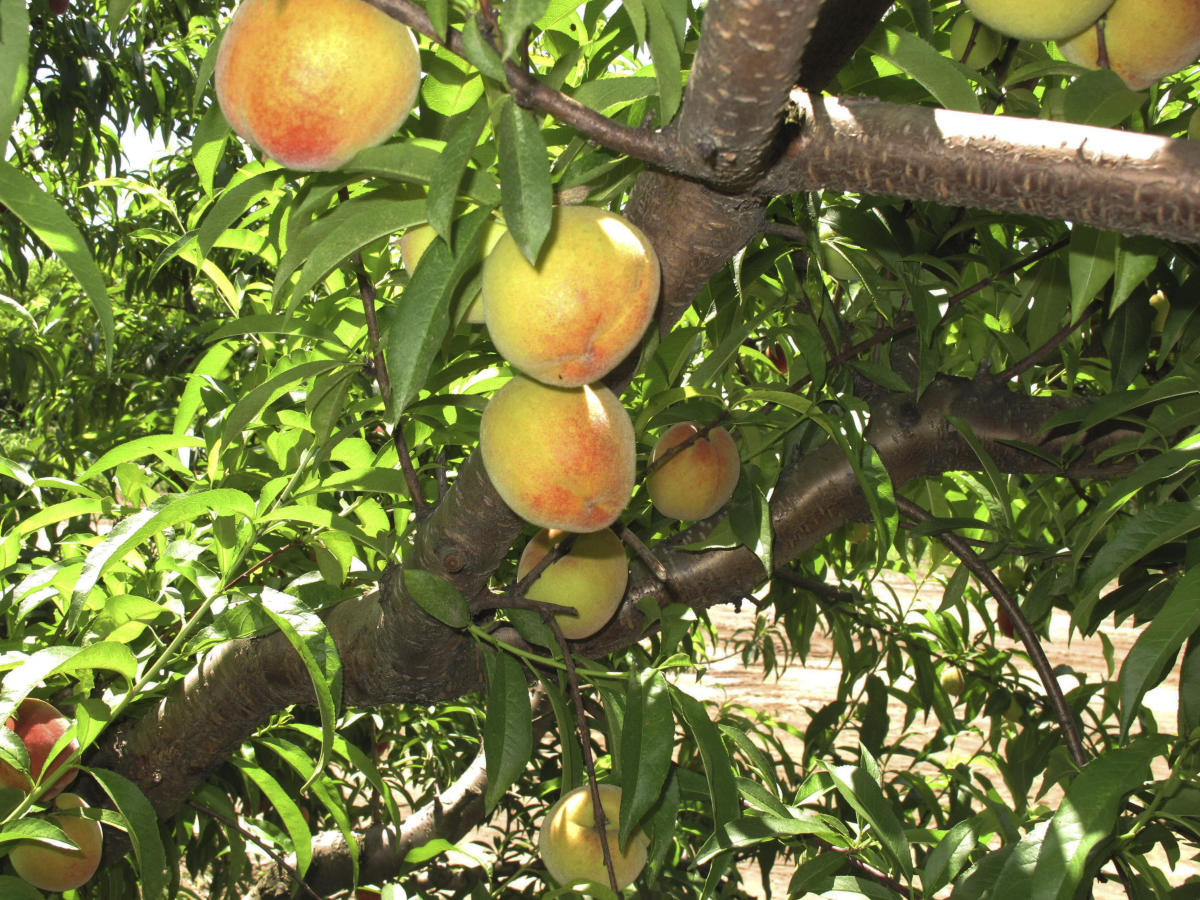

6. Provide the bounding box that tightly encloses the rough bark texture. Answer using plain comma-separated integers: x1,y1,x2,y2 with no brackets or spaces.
767,93,1200,243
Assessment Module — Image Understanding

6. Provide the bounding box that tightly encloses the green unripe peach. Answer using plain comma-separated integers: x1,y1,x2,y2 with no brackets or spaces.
647,422,740,522
400,220,507,324
950,12,1004,69
0,698,79,800
963,0,1114,41
517,528,628,640
482,205,660,387
1058,0,1200,90
940,666,966,697
1150,290,1170,333
480,375,636,533
215,0,421,171
538,784,649,891
10,793,103,893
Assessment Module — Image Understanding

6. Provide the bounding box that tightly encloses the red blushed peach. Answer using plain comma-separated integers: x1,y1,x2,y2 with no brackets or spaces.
215,0,421,171
517,528,628,640
538,784,649,891
482,205,660,387
0,698,79,799
480,375,635,532
10,793,103,893
647,422,740,521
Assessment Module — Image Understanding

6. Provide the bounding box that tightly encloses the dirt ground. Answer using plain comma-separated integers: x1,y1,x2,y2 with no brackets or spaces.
683,571,1193,899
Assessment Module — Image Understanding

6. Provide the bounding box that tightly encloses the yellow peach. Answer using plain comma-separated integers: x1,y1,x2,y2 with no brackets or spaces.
480,375,636,532
538,784,649,891
482,205,660,387
517,528,628,640
215,0,421,171
950,12,1004,69
964,0,1114,41
647,422,740,521
400,220,507,324
10,793,103,893
1058,0,1200,90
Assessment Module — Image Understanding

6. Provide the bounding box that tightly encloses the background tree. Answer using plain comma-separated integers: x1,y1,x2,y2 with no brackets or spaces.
2,0,1200,897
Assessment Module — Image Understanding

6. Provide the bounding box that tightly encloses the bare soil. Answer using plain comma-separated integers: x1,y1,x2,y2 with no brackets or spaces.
683,571,1194,899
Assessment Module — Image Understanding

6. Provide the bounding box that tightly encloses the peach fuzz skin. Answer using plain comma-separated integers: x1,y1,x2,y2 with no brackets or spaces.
480,375,636,533
0,698,79,800
215,0,420,171
963,0,1114,41
482,205,660,387
517,528,628,640
1058,0,1200,91
647,422,740,521
538,784,649,891
10,793,103,893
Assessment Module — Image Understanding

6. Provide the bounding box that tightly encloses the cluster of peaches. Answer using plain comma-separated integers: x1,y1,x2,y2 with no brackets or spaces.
213,0,743,889
0,698,101,892
962,0,1200,89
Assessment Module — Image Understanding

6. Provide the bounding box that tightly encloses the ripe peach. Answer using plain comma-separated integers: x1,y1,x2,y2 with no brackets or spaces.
646,422,740,521
482,205,660,387
10,793,103,892
215,0,421,171
0,698,78,799
517,528,628,640
400,220,507,324
538,784,649,891
1058,0,1200,90
480,375,636,532
963,0,1114,41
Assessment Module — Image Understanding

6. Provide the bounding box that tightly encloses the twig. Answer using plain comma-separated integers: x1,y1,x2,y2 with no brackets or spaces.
617,522,669,581
999,301,1100,382
895,497,1088,768
223,539,301,591
340,190,428,518
811,835,919,898
189,801,325,900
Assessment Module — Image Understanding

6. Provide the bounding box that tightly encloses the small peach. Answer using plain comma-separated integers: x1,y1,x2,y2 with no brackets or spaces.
482,205,660,387
480,375,636,532
400,220,507,324
517,528,628,640
0,698,78,800
647,422,740,521
538,784,649,891
215,0,421,171
10,793,103,893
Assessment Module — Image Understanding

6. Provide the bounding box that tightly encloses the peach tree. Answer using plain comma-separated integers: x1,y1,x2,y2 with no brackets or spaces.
1,0,1200,896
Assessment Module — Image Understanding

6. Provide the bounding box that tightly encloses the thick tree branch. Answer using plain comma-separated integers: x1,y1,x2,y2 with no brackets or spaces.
767,93,1200,244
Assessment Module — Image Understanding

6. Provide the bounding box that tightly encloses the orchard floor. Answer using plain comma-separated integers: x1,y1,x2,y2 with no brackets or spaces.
679,570,1195,899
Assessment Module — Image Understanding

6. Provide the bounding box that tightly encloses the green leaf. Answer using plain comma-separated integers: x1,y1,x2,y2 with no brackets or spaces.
500,0,550,60
190,103,230,197
0,644,137,723
1073,499,1200,632
495,98,553,264
695,812,840,864
0,0,30,146
426,98,491,242
256,587,342,788
0,161,114,368
1119,567,1200,738
89,768,169,900
1111,235,1160,313
482,649,533,812
402,569,471,629
1067,227,1116,323
866,26,980,113
922,817,982,893
76,435,205,483
0,875,42,900
72,490,256,629
196,168,285,258
233,758,314,875
824,762,912,879
643,0,684,122
461,15,507,82
670,688,738,829
619,671,674,851
1025,738,1164,899
384,206,492,415
220,359,347,449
